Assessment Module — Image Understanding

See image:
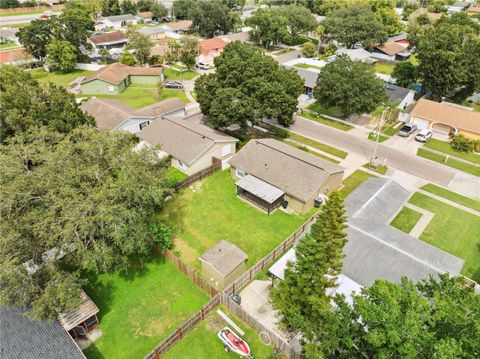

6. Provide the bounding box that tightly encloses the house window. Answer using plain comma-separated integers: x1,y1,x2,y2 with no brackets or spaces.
236,167,245,178
221,144,231,157
139,121,150,130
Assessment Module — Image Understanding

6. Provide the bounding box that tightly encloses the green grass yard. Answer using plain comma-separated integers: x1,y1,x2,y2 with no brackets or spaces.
167,167,188,187
339,170,373,198
362,163,388,175
294,62,323,70
300,109,353,131
162,308,275,359
421,184,480,212
159,170,313,268
31,69,93,88
390,207,423,233
368,132,389,143
374,62,394,75
288,133,348,159
307,102,342,118
83,257,209,359
417,148,480,176
0,43,21,51
408,193,480,282
164,67,197,81
424,138,480,165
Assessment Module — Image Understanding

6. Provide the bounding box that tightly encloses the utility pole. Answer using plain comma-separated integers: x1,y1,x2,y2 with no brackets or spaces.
370,107,387,167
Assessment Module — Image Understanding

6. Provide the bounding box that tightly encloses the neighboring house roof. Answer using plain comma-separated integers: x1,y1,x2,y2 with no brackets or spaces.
199,240,248,277
228,139,344,202
97,14,139,23
164,20,192,31
80,97,185,130
0,48,28,64
150,44,168,57
81,63,162,85
220,31,250,43
288,66,318,88
388,32,408,42
199,37,227,55
335,48,373,62
384,83,411,102
411,99,480,134
0,27,19,39
138,26,165,36
452,1,470,7
467,6,480,13
137,114,237,165
375,42,407,56
58,291,99,332
1,307,85,359
88,31,127,45
138,11,153,18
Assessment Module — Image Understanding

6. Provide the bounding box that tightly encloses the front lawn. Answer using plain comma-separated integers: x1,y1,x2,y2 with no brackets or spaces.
83,257,209,359
31,69,93,88
424,138,480,165
162,307,275,359
408,193,480,282
417,148,480,176
288,132,348,159
421,183,480,212
374,62,394,75
158,170,313,268
339,170,373,198
164,67,197,81
307,102,341,118
300,109,353,132
81,87,189,109
390,207,423,233
294,62,323,70
368,132,389,143
362,163,388,175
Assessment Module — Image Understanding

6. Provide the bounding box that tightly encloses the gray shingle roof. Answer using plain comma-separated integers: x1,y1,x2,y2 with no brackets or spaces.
199,240,248,276
80,97,135,130
384,83,411,103
0,307,85,359
285,66,318,88
228,139,344,202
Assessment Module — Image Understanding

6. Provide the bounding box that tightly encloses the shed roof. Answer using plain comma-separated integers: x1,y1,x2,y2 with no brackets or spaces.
164,20,192,31
1,307,85,359
236,175,284,204
411,99,480,134
58,291,99,332
88,31,127,45
199,240,248,276
81,63,162,85
228,139,344,202
136,114,237,165
375,42,407,56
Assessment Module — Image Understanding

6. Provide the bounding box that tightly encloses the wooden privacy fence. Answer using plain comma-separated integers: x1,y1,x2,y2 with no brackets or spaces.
164,250,218,297
221,293,300,359
174,159,221,190
143,212,318,359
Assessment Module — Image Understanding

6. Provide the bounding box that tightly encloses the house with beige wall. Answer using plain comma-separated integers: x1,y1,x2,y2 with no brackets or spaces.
410,99,480,140
136,113,238,175
228,139,344,214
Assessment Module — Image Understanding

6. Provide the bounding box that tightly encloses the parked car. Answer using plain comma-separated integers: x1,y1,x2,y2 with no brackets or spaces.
415,129,433,142
398,123,417,137
196,62,210,70
165,81,183,89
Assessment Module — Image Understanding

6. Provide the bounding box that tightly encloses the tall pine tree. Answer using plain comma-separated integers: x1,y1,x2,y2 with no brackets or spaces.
271,191,348,332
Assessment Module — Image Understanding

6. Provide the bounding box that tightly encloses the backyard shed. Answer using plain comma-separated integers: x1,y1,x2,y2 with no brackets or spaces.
199,240,248,289
58,290,100,340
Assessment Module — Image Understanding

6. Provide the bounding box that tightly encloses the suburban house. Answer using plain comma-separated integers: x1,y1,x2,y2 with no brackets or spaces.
269,178,464,303
198,37,228,65
80,97,186,133
467,6,480,15
138,11,154,22
384,83,415,110
94,14,140,31
138,26,165,41
219,31,251,43
387,32,409,48
228,139,344,214
410,99,480,139
334,48,376,63
160,20,192,36
87,31,128,54
0,27,20,45
80,63,163,95
1,307,86,359
199,240,248,290
371,42,411,62
136,113,238,175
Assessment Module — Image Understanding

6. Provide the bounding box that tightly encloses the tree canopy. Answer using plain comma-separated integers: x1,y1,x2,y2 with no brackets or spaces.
137,0,168,18
46,40,78,73
190,0,236,38
194,42,304,128
0,65,94,142
305,275,480,358
0,127,172,319
415,13,480,100
314,55,387,118
126,27,154,65
322,4,388,49
392,61,418,88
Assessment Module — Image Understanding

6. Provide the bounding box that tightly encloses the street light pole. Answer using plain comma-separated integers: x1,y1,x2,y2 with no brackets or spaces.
370,107,387,167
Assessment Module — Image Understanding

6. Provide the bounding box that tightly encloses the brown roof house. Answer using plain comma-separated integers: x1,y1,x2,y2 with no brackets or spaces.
229,139,344,214
199,240,248,290
138,11,154,22
160,20,193,35
80,63,163,95
371,42,411,62
87,31,127,54
80,97,186,133
136,113,238,175
410,99,480,139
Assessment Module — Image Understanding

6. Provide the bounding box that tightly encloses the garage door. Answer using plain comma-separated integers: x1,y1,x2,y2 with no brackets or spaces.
412,118,430,130
432,123,452,135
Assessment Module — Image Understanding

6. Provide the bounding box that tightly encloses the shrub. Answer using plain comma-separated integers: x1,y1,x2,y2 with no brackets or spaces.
451,135,475,153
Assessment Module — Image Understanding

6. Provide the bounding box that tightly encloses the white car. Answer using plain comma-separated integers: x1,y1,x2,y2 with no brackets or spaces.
415,129,433,142
196,62,210,70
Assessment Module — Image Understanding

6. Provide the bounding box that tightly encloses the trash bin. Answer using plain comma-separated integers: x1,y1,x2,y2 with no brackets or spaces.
231,294,241,305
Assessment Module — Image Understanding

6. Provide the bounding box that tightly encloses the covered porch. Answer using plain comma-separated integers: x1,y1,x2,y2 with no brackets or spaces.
235,175,285,215
59,290,100,340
